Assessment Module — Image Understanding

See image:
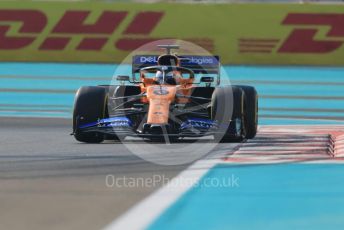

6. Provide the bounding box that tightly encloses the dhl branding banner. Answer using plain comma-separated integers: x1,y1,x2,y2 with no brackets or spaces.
0,2,344,65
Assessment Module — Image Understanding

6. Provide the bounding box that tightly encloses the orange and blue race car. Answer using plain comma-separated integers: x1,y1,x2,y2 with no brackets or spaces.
72,45,258,143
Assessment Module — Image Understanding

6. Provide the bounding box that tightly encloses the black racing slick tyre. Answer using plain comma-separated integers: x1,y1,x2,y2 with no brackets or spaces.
113,85,141,98
73,86,107,143
211,86,245,143
235,85,258,139
111,85,141,110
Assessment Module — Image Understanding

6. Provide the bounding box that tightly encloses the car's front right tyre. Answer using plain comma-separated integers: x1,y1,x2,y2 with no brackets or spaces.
73,86,107,143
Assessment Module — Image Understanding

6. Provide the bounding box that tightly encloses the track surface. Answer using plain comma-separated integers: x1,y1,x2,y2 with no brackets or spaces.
107,125,344,230
1,64,344,229
0,117,240,230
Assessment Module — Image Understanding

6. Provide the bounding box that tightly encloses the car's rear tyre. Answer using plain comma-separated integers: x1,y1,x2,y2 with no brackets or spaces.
189,87,215,97
235,85,258,139
113,85,141,101
211,86,245,143
109,85,142,110
73,86,107,143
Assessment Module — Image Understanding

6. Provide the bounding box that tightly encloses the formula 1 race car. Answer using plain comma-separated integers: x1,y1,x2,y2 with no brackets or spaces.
72,45,258,143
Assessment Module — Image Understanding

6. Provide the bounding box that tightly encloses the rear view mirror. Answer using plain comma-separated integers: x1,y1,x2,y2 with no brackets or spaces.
116,75,130,81
200,77,214,83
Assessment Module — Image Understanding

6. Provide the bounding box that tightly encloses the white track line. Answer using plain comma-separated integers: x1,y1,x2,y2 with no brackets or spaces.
103,125,344,229
103,158,223,230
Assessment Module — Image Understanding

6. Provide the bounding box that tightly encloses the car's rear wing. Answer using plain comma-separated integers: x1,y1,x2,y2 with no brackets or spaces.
132,55,220,75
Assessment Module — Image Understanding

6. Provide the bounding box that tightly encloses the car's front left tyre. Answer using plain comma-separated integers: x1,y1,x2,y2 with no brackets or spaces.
211,86,246,143
235,85,258,139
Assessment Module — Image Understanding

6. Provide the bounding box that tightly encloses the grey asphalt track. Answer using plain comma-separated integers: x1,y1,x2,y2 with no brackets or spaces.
0,117,240,230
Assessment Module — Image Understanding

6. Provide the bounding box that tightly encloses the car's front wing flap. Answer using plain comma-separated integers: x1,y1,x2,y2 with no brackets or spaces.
77,116,242,139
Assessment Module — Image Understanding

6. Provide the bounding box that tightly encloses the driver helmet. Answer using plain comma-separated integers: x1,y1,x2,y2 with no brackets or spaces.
155,70,177,85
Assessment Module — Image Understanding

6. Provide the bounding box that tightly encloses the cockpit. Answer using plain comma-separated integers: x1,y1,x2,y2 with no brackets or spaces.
140,66,194,85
